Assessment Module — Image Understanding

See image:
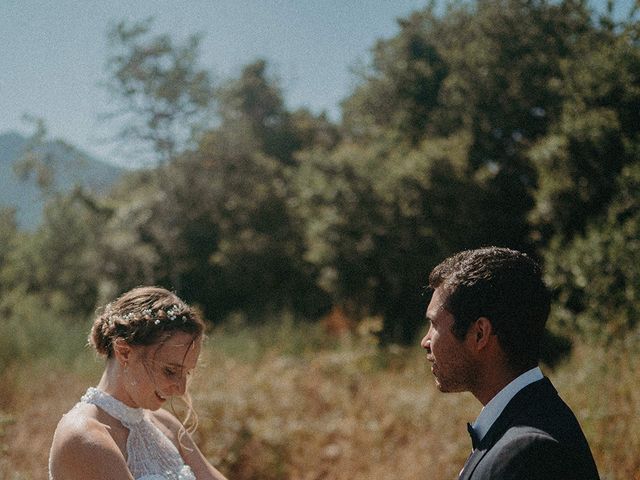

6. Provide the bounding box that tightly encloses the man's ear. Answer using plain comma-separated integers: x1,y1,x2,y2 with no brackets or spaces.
113,338,132,366
471,317,494,351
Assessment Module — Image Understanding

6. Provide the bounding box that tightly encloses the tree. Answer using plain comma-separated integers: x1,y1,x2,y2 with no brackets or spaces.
342,9,448,145
174,136,329,321
91,57,336,321
156,60,340,320
0,208,18,286
530,12,640,241
340,0,605,258
544,162,640,341
9,2,635,350
12,116,89,195
104,18,215,165
292,132,498,342
213,59,316,165
0,193,102,318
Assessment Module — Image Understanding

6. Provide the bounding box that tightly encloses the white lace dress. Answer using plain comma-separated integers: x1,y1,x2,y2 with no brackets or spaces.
55,387,197,480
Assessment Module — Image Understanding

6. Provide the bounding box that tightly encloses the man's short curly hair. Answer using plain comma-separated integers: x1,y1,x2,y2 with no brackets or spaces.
429,247,550,370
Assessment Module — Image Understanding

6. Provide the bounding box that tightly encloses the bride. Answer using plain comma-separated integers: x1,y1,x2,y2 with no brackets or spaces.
49,286,228,480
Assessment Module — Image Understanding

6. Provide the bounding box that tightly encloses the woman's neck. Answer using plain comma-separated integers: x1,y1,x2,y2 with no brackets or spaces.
97,359,134,406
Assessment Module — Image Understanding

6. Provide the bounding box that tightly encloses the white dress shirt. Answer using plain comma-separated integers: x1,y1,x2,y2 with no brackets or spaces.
472,366,544,442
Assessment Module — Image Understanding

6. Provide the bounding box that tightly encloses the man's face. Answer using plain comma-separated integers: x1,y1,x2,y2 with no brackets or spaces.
420,286,477,393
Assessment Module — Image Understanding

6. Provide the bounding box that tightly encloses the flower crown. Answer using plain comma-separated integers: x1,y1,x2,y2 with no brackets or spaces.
106,304,189,327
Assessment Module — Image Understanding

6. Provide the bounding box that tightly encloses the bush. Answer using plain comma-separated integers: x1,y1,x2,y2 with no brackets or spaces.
544,163,640,342
0,290,89,374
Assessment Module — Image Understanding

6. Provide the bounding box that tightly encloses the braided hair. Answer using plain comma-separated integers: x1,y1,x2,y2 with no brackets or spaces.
90,286,205,357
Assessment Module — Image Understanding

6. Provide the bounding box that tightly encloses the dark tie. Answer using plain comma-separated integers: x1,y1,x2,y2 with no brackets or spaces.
467,422,479,450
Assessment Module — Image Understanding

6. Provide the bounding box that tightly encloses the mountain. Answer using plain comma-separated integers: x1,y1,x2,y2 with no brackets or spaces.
0,131,124,229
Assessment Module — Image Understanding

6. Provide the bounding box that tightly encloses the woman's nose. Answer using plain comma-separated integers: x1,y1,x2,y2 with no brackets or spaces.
171,376,187,396
179,376,188,395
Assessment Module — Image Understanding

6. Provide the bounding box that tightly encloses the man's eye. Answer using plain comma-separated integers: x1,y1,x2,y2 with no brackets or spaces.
164,368,178,377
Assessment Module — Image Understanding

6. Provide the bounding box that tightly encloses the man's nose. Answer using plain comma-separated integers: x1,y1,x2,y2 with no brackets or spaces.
421,334,431,352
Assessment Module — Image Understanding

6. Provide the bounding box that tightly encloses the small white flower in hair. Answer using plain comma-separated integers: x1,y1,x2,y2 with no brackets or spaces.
154,319,160,325
167,305,178,321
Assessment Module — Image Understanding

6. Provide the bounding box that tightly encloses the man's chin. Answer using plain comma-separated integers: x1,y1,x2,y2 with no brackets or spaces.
433,378,462,393
433,376,446,391
435,382,449,392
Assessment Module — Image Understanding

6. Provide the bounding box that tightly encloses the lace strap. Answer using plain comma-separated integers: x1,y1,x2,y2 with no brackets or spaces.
81,387,145,427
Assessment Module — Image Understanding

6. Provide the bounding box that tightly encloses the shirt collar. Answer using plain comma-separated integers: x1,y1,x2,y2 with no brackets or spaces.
472,366,544,442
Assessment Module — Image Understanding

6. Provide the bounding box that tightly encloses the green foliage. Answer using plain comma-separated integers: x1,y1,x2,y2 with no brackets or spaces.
0,208,17,274
208,313,340,363
342,8,448,144
341,0,603,255
212,60,339,165
0,193,102,317
322,0,614,340
333,0,640,342
89,63,333,320
544,162,640,340
530,15,640,240
3,1,639,353
215,60,293,161
86,171,172,303
0,289,89,373
292,133,496,342
169,141,326,321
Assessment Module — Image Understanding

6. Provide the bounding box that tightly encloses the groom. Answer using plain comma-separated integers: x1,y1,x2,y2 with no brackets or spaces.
421,247,599,479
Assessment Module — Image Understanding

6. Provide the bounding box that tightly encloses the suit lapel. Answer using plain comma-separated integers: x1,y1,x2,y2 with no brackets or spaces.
458,447,488,479
480,378,554,446
458,378,555,479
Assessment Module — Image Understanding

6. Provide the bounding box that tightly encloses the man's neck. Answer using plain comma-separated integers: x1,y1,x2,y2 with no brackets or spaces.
471,367,544,442
473,364,537,406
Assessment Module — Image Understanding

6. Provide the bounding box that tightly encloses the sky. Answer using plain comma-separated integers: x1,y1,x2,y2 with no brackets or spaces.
0,0,635,168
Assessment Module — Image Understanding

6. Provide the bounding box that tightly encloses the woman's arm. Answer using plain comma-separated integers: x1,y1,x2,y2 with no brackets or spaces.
153,409,228,480
49,414,135,480
178,430,228,480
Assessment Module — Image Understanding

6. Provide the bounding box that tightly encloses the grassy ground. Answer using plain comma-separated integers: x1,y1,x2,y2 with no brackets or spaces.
1,319,638,479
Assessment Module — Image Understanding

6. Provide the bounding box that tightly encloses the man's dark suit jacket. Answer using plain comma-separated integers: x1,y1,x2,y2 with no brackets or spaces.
458,377,599,479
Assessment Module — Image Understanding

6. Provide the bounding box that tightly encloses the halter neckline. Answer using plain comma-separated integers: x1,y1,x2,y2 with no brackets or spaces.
81,387,145,426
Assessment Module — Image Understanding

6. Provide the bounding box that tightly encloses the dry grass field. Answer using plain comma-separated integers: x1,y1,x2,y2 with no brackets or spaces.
1,320,638,479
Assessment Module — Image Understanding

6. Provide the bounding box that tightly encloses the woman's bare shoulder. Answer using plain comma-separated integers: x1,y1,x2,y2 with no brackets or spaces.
50,403,133,480
53,402,109,441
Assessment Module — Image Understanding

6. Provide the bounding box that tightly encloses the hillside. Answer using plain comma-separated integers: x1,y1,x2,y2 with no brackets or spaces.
0,131,124,229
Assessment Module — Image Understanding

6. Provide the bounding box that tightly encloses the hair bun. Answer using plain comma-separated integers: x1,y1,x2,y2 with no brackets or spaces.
89,311,115,356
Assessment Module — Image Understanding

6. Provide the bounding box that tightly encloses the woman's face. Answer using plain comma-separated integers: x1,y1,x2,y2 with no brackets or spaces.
123,331,202,410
